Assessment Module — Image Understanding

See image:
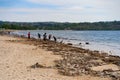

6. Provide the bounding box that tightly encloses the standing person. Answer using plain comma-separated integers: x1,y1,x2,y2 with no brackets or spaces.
28,32,30,39
48,34,52,40
53,36,57,42
8,31,10,34
43,33,47,41
38,33,41,39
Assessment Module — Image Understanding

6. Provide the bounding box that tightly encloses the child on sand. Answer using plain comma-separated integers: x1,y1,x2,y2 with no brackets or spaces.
28,32,30,39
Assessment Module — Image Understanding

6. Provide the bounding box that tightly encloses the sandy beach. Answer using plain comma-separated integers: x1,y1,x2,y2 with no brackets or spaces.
0,32,120,80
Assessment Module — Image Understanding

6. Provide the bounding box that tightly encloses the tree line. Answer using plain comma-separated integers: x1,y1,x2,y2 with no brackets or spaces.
0,21,120,30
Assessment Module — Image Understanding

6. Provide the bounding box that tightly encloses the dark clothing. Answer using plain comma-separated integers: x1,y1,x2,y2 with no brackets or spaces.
43,33,47,41
48,34,52,40
53,36,57,42
38,33,41,39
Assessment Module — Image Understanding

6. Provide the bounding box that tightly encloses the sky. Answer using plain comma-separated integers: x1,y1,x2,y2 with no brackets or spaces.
0,0,120,22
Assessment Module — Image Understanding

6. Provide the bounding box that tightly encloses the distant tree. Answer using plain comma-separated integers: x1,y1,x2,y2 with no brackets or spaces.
0,21,120,30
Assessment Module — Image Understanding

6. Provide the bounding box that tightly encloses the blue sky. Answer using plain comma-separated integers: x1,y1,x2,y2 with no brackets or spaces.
0,0,120,22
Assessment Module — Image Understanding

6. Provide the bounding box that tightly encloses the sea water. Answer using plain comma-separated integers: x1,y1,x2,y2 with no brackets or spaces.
12,30,120,56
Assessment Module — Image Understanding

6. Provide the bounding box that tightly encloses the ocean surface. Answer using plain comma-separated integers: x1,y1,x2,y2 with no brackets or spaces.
12,30,120,56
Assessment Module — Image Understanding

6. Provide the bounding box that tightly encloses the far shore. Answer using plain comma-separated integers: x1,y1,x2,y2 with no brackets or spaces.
0,30,120,80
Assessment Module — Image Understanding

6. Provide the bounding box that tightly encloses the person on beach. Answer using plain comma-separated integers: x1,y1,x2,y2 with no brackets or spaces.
28,32,30,39
48,34,52,40
53,36,57,42
38,33,41,39
8,31,10,34
43,33,47,41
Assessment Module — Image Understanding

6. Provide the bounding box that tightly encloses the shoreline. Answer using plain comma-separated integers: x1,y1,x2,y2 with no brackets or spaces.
11,30,120,56
0,30,120,80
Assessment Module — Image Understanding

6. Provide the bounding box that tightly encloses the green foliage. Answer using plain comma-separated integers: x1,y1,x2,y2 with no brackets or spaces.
0,21,120,30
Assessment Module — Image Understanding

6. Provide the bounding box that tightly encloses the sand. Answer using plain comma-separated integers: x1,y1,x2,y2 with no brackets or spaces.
0,35,112,80
91,64,119,72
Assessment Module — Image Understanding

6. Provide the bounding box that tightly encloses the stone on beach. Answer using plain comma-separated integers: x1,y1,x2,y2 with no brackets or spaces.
30,62,45,68
67,43,73,45
85,42,89,45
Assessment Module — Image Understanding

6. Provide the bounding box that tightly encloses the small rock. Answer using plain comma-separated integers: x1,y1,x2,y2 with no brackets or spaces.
85,42,89,45
79,43,82,45
67,43,72,45
30,62,45,68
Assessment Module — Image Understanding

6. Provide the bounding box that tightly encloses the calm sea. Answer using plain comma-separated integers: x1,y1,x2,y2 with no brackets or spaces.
12,30,120,56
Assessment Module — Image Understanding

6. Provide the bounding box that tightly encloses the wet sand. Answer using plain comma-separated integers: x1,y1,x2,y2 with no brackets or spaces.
0,31,120,80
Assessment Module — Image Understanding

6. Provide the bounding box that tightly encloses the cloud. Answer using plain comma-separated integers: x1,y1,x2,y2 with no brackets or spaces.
26,0,119,7
0,6,120,22
0,0,120,22
26,0,120,12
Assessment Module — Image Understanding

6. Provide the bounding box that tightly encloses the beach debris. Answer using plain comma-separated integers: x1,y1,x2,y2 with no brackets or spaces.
114,61,120,66
4,32,120,80
51,45,120,79
30,62,54,69
67,43,73,45
30,62,45,68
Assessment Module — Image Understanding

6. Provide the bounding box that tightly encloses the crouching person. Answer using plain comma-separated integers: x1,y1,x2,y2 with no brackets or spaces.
53,36,57,42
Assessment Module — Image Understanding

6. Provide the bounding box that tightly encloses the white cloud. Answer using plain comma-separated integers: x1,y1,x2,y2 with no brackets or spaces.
0,6,120,22
0,0,120,22
26,0,120,7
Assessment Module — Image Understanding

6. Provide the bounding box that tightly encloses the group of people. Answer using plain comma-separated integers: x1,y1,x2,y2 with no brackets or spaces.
27,32,57,42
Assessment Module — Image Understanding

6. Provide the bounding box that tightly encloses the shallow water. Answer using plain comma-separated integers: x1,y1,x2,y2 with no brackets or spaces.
12,30,120,56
